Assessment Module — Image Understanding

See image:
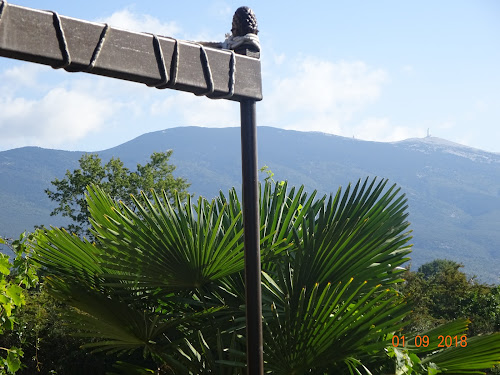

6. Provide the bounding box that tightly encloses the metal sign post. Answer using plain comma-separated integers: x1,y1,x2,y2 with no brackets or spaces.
240,99,264,374
0,2,264,373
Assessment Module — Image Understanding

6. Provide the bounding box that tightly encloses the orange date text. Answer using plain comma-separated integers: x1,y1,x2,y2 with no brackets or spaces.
391,335,467,348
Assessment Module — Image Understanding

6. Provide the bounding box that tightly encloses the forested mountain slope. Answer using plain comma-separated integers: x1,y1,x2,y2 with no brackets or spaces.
1,127,498,282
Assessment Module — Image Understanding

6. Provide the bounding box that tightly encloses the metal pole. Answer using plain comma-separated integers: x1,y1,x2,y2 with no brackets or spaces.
240,99,264,375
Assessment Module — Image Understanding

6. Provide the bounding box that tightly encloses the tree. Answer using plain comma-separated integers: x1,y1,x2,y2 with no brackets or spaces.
31,178,500,374
45,151,190,239
418,259,463,280
462,284,500,336
400,259,500,336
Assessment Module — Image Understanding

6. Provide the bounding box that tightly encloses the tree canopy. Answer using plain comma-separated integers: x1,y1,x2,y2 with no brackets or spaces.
400,259,500,337
45,151,190,239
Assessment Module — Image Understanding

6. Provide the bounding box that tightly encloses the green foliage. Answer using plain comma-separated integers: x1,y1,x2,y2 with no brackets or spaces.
400,259,500,336
1,286,121,374
417,259,463,280
461,284,500,336
260,165,277,185
0,233,39,375
30,179,500,374
45,151,190,239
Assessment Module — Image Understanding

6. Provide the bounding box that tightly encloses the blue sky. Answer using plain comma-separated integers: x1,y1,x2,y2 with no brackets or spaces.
1,1,499,152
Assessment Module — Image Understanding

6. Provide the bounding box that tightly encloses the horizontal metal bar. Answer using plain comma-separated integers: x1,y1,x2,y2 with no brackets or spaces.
0,2,262,101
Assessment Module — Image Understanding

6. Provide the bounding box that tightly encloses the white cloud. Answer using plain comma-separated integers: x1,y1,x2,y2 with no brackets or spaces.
2,64,48,88
150,91,239,127
261,57,388,135
98,8,181,37
0,87,117,149
97,8,222,49
258,57,434,144
271,59,386,112
352,117,424,142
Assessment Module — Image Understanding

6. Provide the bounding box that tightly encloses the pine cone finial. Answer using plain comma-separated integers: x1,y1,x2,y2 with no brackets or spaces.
231,6,258,37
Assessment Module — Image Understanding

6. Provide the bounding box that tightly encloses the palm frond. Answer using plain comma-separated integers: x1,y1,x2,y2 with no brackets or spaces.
174,330,246,374
293,178,412,291
419,330,500,374
263,279,411,374
260,177,413,373
32,227,104,290
86,185,246,293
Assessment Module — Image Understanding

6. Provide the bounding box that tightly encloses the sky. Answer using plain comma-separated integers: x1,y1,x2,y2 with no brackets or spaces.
0,1,499,152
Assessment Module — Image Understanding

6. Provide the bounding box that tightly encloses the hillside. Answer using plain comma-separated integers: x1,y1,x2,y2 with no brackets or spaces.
1,127,499,282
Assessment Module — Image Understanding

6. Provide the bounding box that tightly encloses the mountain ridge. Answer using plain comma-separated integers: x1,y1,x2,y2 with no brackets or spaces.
1,126,499,283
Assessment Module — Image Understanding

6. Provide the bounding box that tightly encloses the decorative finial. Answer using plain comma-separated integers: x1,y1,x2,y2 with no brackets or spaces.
231,6,259,37
198,6,260,58
223,6,260,57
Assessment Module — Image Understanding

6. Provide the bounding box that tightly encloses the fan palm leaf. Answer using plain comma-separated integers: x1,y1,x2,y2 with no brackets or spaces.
405,319,500,374
260,178,413,373
424,332,500,374
85,186,246,293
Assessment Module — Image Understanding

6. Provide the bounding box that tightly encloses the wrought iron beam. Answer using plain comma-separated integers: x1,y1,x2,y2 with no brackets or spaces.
0,2,262,101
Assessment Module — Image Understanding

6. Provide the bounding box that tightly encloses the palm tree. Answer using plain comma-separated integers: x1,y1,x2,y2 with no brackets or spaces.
32,178,500,374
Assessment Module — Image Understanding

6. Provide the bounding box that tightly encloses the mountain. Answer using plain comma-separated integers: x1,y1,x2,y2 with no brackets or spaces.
1,127,499,283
